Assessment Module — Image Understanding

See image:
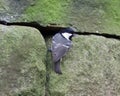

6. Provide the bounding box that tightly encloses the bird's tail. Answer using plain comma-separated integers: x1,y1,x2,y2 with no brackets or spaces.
54,60,62,74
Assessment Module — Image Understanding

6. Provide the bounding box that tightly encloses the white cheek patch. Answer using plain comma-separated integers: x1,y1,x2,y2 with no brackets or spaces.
62,33,72,40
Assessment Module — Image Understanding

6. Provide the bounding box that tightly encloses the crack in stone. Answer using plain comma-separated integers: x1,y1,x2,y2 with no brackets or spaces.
75,32,120,40
0,20,120,40
0,20,120,96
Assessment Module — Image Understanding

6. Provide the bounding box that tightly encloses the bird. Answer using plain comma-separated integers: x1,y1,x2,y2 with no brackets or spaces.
51,27,76,74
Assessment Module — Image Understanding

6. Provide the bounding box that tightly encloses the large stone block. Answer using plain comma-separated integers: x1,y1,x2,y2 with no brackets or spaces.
49,35,120,96
0,25,46,96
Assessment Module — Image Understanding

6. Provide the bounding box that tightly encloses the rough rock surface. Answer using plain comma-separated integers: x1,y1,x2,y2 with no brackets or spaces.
0,25,46,96
0,0,120,96
49,35,120,96
0,0,33,21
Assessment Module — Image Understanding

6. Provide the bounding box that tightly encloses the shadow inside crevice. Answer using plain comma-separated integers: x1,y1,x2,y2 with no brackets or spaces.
0,20,120,96
0,20,65,39
0,20,120,40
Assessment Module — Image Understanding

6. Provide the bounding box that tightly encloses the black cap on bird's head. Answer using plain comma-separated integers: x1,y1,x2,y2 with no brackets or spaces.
59,27,76,34
59,27,77,40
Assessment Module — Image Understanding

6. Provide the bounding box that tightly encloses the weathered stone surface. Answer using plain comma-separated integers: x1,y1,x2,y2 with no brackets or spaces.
0,0,34,21
0,0,120,96
0,0,120,35
0,25,46,96
49,35,120,96
21,0,120,35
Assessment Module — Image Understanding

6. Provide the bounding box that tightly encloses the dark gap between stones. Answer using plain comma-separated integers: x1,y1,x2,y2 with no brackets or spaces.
0,20,120,96
0,20,65,39
0,20,120,40
0,20,65,96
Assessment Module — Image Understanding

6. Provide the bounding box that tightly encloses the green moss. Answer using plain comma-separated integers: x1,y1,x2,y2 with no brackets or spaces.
47,35,120,96
105,0,120,21
0,25,46,96
0,0,9,11
103,0,120,34
22,0,71,24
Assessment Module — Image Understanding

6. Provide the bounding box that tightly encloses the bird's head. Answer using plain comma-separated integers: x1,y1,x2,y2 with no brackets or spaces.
60,27,77,41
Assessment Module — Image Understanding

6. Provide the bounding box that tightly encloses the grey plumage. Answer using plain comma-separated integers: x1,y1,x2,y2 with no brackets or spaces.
51,27,76,74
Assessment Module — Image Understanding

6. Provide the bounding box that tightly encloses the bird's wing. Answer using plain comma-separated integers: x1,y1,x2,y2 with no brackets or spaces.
52,44,69,62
